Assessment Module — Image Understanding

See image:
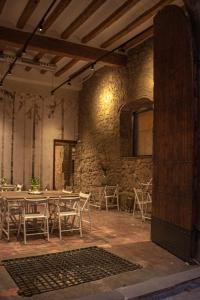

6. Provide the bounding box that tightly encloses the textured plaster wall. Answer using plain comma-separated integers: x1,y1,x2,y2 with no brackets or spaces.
75,39,153,206
0,81,78,189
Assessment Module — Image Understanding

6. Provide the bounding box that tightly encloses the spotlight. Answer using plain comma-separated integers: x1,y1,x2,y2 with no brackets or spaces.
90,64,95,71
0,81,3,87
67,81,71,86
51,90,54,96
38,24,43,32
8,70,12,75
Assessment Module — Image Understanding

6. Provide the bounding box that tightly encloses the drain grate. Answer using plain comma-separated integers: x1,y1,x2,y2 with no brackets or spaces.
2,246,141,297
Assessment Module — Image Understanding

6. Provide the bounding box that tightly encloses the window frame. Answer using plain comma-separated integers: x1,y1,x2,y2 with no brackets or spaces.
132,108,153,158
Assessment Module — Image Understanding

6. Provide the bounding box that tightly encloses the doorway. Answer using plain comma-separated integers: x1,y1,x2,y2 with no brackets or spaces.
53,140,76,190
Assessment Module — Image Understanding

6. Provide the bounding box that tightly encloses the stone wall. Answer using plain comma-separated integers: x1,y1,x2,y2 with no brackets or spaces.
74,39,153,208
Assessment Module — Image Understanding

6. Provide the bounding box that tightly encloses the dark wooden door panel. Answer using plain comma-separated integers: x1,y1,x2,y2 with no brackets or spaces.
152,5,196,260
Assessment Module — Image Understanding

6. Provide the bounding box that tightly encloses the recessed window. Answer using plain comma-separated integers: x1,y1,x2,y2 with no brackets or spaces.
120,99,153,157
132,109,153,156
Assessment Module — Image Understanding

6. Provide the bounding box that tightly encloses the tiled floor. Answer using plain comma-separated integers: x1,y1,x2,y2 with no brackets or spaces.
0,210,196,299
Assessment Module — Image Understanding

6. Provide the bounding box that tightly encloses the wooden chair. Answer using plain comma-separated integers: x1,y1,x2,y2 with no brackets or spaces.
104,185,119,211
78,192,91,231
133,187,152,221
0,198,22,241
18,198,49,244
55,196,82,240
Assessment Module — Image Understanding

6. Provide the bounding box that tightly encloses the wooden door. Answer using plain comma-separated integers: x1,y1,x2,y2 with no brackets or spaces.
152,5,197,261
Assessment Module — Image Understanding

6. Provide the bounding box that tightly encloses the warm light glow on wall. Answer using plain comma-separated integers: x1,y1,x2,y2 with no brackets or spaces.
100,88,114,111
91,71,124,133
148,77,154,91
96,78,115,120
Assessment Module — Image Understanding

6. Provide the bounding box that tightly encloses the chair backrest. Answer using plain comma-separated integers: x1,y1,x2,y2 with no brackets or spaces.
140,178,152,193
79,192,91,210
2,197,23,213
24,197,49,216
104,185,118,197
58,196,80,212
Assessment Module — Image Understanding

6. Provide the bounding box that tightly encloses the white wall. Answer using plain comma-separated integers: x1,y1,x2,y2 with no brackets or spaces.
0,81,79,189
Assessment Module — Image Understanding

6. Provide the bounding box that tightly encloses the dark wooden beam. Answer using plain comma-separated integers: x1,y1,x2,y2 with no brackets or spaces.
16,0,40,29
25,52,43,71
124,26,153,50
55,58,79,77
0,0,6,14
82,0,140,44
61,0,107,39
100,0,174,48
40,55,62,74
0,26,127,66
42,0,72,33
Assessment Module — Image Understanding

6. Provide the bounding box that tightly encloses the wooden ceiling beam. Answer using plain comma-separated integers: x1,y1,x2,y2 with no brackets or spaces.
55,58,79,77
16,0,40,29
0,0,6,14
100,0,174,48
40,55,62,74
123,26,153,50
25,51,44,71
82,0,140,44
42,0,72,33
61,0,107,39
0,26,127,66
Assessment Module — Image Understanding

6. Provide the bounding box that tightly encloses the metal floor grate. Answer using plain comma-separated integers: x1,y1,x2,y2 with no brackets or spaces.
2,246,141,297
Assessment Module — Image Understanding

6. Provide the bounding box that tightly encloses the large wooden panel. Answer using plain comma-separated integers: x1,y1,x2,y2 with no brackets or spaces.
152,5,197,260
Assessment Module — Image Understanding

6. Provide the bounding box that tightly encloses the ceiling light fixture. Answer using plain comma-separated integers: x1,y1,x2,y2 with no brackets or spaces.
38,23,43,33
67,80,71,86
90,64,95,71
0,0,57,85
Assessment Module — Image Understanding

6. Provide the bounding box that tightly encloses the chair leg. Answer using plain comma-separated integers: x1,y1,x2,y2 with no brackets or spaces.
88,209,92,231
133,197,136,216
79,213,82,237
17,215,22,240
24,219,27,244
117,196,119,211
58,216,62,240
46,218,49,241
7,215,10,241
105,197,108,211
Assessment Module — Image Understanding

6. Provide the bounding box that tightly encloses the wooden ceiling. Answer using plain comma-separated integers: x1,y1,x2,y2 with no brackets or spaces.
0,0,184,90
